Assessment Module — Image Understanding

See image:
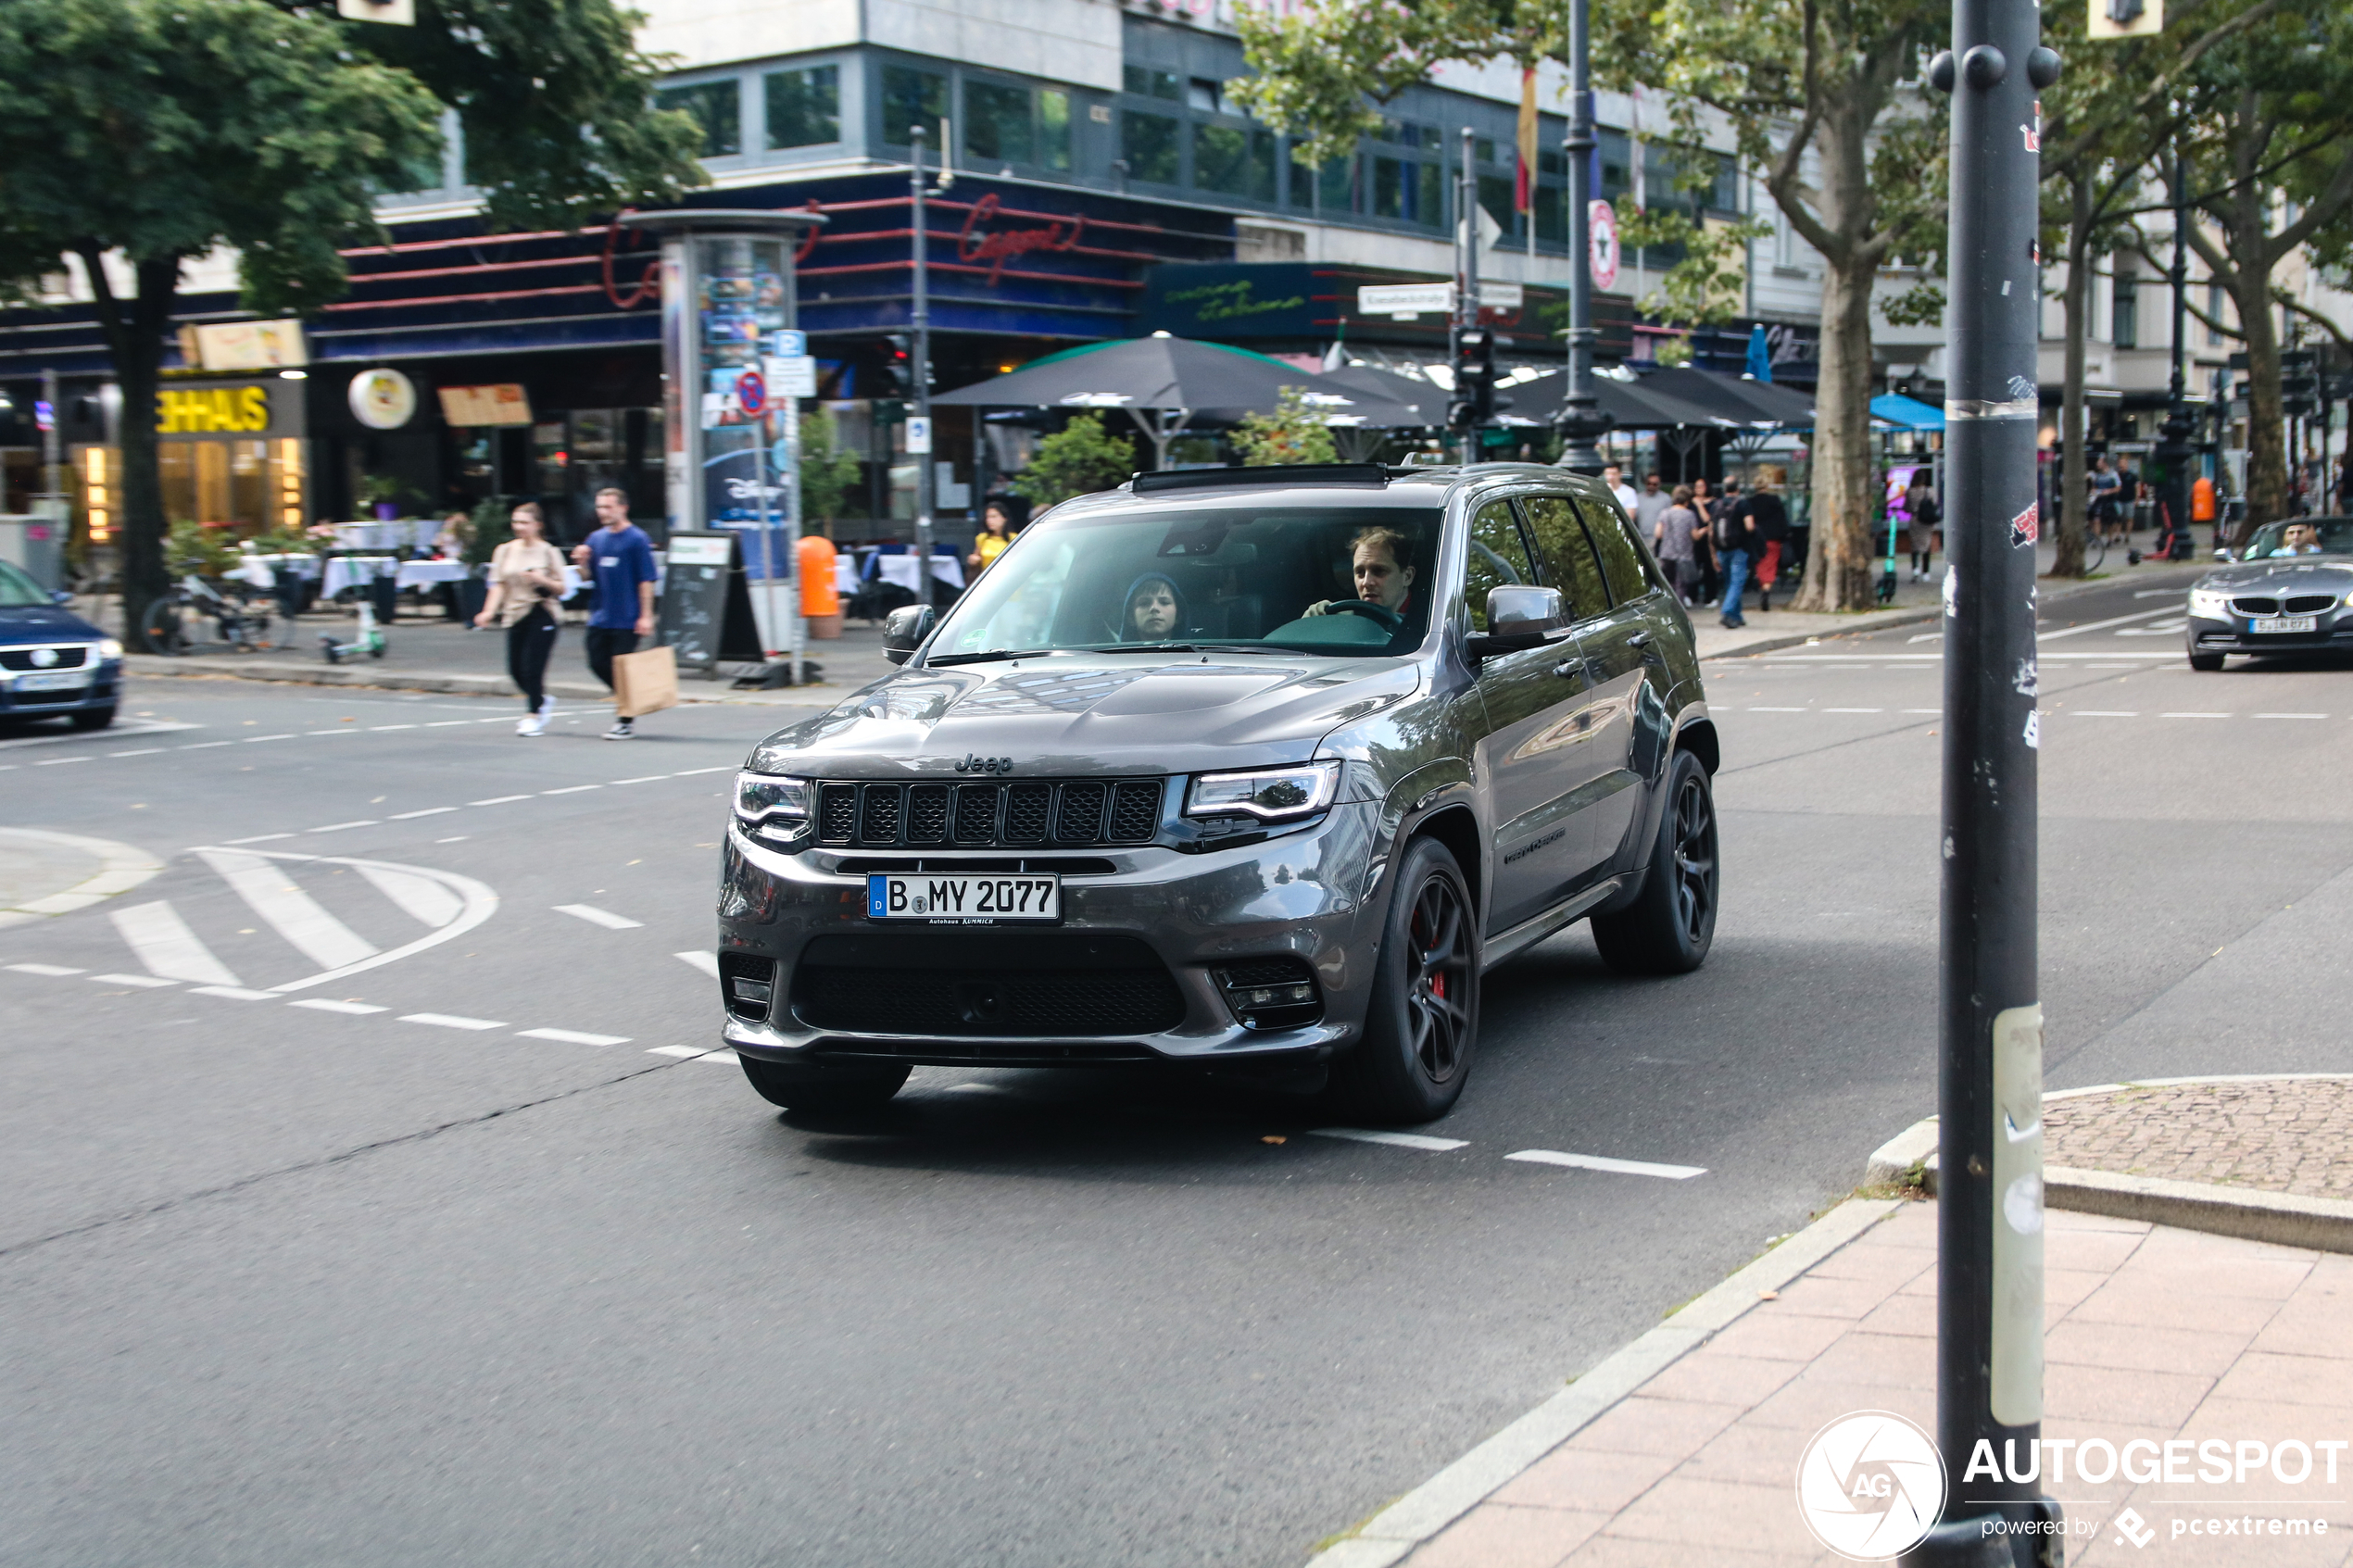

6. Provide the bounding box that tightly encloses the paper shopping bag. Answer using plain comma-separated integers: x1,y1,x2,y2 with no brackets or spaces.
611,644,679,719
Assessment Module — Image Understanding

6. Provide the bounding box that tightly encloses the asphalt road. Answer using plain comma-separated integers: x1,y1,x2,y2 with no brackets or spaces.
4,566,2347,1568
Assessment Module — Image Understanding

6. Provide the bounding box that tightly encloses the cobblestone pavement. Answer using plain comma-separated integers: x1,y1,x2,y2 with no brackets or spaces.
2046,1079,2353,1202
1392,1199,2353,1568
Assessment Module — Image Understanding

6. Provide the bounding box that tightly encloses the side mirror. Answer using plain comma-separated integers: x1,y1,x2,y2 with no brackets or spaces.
1465,584,1569,664
881,603,936,665
50,590,72,607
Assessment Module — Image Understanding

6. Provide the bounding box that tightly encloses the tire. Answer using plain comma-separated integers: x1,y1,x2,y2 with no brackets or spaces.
2187,649,2224,671
1331,834,1479,1123
69,706,115,731
1591,749,1719,976
738,1055,910,1112
141,598,187,656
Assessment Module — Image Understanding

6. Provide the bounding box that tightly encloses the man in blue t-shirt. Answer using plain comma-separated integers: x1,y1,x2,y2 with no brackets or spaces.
572,485,660,739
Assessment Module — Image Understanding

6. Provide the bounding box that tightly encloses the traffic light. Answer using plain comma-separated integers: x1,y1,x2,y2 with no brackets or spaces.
880,333,914,398
2280,349,2319,419
1449,328,1497,431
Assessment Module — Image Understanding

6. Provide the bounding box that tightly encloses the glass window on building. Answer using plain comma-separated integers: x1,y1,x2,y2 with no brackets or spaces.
1123,109,1181,183
657,81,742,157
1123,66,1181,101
1287,145,1314,207
1478,173,1520,241
1194,124,1275,201
1319,151,1359,213
967,80,1036,164
1187,78,1222,114
1038,90,1071,171
1597,129,1632,203
881,64,949,144
2112,270,2138,349
377,139,446,196
765,64,839,149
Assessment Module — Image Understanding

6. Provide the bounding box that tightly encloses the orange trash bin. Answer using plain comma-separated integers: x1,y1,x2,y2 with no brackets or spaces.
797,533,842,639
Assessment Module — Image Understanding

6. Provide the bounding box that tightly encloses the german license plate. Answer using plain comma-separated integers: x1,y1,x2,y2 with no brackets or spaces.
2249,616,2317,633
14,671,88,693
866,872,1060,923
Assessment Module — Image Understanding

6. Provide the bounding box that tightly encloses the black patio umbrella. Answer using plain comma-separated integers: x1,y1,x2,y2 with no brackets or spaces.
933,336,1425,467
1639,366,1816,429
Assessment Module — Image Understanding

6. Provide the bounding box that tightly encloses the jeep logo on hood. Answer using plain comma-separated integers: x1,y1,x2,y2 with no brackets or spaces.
954,754,1014,775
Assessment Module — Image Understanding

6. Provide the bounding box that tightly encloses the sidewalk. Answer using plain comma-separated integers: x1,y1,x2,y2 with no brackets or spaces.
1315,1078,2353,1568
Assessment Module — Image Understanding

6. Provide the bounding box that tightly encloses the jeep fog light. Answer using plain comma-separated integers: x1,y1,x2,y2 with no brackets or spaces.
1214,959,1324,1030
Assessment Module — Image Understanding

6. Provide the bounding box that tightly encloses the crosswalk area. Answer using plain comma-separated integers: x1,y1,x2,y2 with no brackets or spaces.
87,846,494,995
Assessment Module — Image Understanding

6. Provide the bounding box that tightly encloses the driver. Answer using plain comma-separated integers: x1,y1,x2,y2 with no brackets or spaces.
1305,527,1416,621
2272,522,2323,558
1119,571,1188,641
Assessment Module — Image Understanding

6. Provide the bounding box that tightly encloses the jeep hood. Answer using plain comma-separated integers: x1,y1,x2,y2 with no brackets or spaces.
749,655,1422,779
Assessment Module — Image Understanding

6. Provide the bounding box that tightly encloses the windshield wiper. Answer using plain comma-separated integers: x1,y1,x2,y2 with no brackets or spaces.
925,647,1064,667
1068,642,1293,656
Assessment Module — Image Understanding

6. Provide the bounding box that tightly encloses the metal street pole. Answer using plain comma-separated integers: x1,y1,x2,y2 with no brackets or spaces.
910,125,935,604
1907,12,2063,1566
1554,0,1611,473
1461,126,1481,466
2155,142,2195,546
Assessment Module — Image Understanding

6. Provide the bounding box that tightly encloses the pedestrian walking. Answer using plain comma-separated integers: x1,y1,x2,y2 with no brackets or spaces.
1906,475,1941,580
1632,470,1671,547
1714,477,1755,628
1743,471,1791,612
1690,477,1721,603
967,502,1017,575
1653,483,1705,604
1603,463,1640,518
571,485,659,740
474,502,567,737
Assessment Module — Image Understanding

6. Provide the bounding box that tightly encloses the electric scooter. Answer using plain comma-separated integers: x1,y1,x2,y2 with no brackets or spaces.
321,600,386,663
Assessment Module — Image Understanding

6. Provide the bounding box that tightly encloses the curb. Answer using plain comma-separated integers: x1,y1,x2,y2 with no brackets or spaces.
1864,1073,2353,1256
1698,562,2203,663
1304,1196,1904,1568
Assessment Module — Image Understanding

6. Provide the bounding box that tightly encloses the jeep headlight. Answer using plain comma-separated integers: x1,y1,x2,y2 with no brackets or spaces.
1185,761,1340,822
733,771,809,830
2188,587,2231,619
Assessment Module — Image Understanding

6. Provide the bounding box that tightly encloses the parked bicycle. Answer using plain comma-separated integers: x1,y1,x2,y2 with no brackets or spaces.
141,572,278,654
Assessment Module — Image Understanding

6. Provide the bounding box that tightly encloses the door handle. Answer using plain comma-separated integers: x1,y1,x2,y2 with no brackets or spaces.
1626,630,1654,649
1553,659,1592,682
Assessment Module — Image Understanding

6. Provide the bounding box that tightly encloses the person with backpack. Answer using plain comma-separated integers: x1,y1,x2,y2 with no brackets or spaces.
1713,476,1755,628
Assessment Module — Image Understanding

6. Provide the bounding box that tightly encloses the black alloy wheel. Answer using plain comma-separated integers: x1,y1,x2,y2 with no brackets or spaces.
1334,834,1481,1123
1591,748,1718,976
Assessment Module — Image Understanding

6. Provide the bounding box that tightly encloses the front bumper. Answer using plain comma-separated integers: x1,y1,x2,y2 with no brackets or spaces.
716,801,1387,1068
0,662,120,715
2185,612,2353,657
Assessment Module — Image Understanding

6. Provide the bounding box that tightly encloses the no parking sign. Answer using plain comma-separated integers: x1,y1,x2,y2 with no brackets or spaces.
734,369,767,417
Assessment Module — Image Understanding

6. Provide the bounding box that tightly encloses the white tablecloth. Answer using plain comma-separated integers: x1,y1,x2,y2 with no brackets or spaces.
321,558,469,596
396,560,469,589
226,554,322,590
875,554,966,594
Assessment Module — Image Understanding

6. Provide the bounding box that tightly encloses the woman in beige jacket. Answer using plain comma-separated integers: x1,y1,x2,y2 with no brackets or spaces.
474,502,570,737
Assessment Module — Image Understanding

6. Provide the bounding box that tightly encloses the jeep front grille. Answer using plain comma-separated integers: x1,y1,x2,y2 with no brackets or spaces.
813,779,1164,849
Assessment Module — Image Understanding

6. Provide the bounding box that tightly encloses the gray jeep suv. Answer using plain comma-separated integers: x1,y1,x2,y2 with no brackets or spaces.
717,462,1720,1123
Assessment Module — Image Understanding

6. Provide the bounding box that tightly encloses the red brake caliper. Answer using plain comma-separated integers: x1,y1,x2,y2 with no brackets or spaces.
1430,973,1445,999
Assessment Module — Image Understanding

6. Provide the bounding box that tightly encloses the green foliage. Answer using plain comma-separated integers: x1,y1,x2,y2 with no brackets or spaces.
354,472,408,510
464,496,516,568
1880,283,1947,329
1616,207,1772,331
1231,386,1341,466
1009,412,1137,511
164,520,239,578
798,412,865,530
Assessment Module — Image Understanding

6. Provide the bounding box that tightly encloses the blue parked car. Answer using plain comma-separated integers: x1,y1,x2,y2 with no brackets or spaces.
0,560,122,730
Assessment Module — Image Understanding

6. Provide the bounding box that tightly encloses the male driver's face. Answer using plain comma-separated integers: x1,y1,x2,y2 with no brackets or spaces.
1353,542,1415,608
1604,467,1622,487
2285,524,2316,550
595,491,628,529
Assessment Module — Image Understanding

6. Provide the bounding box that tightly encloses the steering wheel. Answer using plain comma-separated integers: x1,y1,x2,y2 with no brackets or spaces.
1320,599,1403,632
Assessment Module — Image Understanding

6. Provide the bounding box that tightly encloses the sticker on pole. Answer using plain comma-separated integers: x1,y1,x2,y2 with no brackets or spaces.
2008,502,2039,548
1793,1411,1945,1561
1589,201,1620,292
734,369,767,418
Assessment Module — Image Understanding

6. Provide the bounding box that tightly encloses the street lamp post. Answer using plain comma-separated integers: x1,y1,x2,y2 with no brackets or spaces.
1908,5,2064,1562
1554,0,1612,473
2155,143,2196,546
910,125,935,602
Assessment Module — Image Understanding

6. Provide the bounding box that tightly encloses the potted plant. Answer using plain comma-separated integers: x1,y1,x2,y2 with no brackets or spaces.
354,472,406,521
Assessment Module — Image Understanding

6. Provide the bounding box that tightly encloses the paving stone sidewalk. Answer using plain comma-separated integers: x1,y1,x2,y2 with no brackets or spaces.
1323,1082,2353,1568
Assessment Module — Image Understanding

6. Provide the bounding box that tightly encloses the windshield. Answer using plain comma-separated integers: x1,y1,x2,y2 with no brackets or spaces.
2240,519,2353,559
925,502,1443,661
0,560,53,608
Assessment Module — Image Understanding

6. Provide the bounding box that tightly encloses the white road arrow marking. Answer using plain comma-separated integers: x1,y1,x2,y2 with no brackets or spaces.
1506,1148,1707,1179
1310,1127,1469,1152
674,950,720,978
555,903,642,930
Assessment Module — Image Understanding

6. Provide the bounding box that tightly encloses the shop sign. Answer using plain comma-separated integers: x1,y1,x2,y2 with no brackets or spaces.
349,367,417,430
156,385,270,434
180,319,307,372
437,383,533,427
956,194,1084,285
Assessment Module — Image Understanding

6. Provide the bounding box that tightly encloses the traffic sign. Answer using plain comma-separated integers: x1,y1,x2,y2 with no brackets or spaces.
906,416,933,455
770,330,807,359
735,369,767,417
1358,282,1454,319
1589,202,1620,292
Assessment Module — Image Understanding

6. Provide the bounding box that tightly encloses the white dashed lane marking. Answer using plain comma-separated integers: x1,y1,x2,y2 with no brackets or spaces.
519,1027,631,1047
555,904,643,930
92,972,176,988
1309,1127,1470,1152
648,1046,737,1062
1506,1149,1708,1180
674,951,720,978
6,963,83,976
398,1012,508,1032
292,998,388,1015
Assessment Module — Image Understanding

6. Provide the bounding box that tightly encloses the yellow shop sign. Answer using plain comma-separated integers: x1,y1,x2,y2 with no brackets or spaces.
157,384,270,434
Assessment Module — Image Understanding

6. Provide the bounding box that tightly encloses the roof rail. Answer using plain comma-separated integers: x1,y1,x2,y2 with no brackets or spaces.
1129,463,1390,495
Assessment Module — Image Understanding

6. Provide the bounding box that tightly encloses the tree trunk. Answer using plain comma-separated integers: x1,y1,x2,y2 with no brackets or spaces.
1793,254,1878,611
2233,278,2284,542
2052,175,2093,578
80,250,181,651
